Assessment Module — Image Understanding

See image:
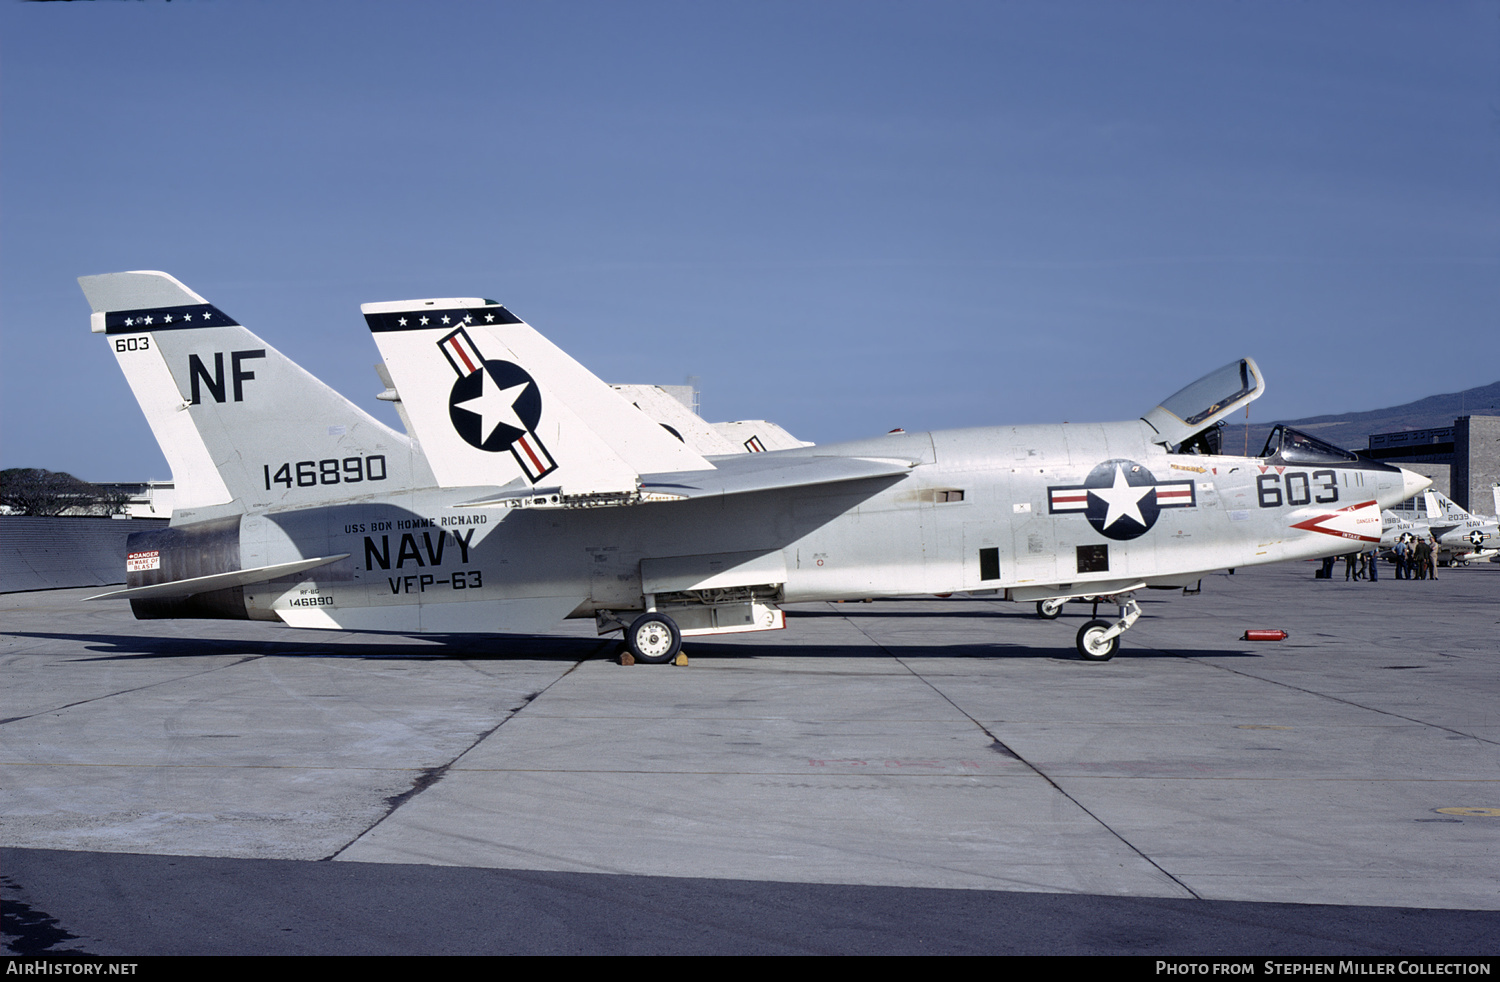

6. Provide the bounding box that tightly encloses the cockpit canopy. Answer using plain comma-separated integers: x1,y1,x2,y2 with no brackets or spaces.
1141,357,1264,448
1257,425,1361,465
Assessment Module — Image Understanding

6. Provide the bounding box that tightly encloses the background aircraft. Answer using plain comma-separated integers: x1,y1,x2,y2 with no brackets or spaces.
1420,491,1498,564
1380,491,1497,566
81,271,1430,662
607,384,811,456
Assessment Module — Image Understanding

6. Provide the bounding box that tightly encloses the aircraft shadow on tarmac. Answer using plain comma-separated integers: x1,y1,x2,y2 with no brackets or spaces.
786,600,1171,620
673,640,1263,661
7,629,1267,662
4,631,606,662
792,607,1048,620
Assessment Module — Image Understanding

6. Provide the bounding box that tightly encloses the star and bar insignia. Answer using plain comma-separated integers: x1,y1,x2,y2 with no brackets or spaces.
1048,459,1196,541
440,326,558,483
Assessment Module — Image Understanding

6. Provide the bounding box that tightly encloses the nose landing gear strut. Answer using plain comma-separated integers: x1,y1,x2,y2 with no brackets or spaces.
1074,596,1141,661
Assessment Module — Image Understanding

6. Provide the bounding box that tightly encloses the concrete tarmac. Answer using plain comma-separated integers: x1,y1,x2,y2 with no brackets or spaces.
3,560,1498,954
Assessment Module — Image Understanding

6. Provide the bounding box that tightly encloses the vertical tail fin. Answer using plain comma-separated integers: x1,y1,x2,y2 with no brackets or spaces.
81,271,429,520
1423,490,1470,523
363,298,714,494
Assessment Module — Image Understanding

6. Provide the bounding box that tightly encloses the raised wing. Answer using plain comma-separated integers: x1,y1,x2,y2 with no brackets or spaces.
711,419,814,453
608,384,744,455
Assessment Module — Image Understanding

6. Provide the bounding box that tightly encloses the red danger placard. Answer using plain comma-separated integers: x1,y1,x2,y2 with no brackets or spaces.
127,550,160,572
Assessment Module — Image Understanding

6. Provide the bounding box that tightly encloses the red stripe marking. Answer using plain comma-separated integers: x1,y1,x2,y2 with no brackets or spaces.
448,338,476,374
517,434,545,474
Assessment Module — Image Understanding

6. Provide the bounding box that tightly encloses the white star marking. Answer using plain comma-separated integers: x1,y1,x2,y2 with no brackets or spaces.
123,318,133,326
1089,464,1152,530
453,368,531,445
463,314,472,323
484,313,494,322
419,316,429,326
398,317,407,326
142,316,153,325
441,315,451,324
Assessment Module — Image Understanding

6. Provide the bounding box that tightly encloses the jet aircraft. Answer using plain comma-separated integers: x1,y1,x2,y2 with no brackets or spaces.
81,271,1431,661
1380,510,1432,551
1380,491,1498,565
1415,491,1497,565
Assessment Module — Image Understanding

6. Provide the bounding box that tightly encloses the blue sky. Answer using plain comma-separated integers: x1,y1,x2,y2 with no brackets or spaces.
3,1,1496,481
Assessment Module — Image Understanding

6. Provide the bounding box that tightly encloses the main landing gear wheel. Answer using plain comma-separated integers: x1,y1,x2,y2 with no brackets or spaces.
1076,619,1119,661
627,612,682,664
1036,599,1064,619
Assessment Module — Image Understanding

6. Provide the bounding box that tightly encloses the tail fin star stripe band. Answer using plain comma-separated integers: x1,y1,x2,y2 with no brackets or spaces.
437,326,559,482
438,327,484,379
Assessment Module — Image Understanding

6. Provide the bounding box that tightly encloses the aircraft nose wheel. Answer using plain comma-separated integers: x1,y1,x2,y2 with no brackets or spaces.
627,612,682,664
1036,599,1064,619
1075,620,1119,661
1073,597,1139,661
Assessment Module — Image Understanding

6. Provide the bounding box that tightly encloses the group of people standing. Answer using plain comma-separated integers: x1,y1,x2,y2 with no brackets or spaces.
1390,536,1439,580
1322,550,1381,582
1315,537,1441,581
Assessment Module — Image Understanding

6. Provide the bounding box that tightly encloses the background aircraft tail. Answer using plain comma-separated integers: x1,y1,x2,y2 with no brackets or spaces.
81,271,429,520
363,298,714,495
1423,490,1471,523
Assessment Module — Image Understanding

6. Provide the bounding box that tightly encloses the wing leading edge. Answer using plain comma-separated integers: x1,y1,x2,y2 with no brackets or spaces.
458,453,919,509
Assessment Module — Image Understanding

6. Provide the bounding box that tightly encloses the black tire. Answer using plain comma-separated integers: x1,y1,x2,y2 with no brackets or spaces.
1036,599,1063,619
1075,618,1119,661
627,612,681,664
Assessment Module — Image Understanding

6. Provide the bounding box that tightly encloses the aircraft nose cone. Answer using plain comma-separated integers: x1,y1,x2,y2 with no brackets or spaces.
1400,467,1432,502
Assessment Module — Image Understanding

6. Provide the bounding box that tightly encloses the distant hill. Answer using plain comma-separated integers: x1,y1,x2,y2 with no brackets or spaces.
1224,380,1500,456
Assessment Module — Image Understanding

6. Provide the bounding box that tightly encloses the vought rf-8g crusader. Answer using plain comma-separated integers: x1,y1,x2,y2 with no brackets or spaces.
82,271,1431,661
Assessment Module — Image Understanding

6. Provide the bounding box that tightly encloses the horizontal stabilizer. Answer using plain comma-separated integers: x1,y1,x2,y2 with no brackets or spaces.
85,554,350,602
